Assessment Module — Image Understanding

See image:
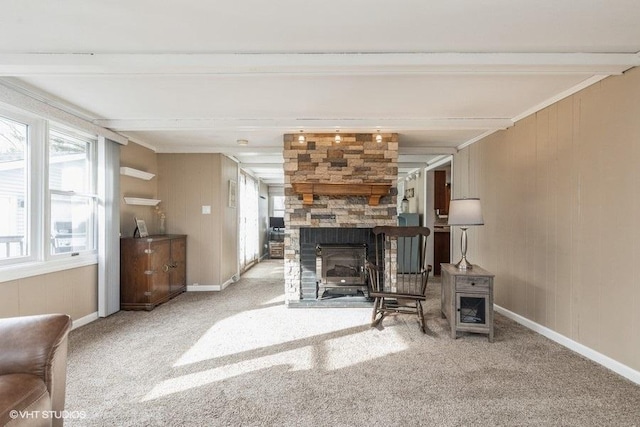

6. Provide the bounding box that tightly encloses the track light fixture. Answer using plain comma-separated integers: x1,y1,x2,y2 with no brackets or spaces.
405,170,422,181
375,130,383,143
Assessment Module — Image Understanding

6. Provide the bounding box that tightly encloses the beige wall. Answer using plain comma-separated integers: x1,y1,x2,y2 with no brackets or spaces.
454,66,640,371
157,153,239,287
220,155,240,282
120,142,159,237
0,265,98,320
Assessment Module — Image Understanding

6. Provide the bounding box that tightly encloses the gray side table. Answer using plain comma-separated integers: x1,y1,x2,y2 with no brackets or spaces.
441,263,495,342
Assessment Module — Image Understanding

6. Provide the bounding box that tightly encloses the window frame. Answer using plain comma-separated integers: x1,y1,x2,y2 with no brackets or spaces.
47,124,98,259
0,104,99,279
0,106,44,267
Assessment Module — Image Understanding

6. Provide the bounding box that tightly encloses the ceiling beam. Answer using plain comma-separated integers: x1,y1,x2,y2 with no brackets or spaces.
455,74,613,151
155,145,285,154
96,118,514,131
400,147,457,155
236,162,284,168
0,80,128,144
155,144,457,156
243,173,283,179
0,53,637,76
396,162,430,170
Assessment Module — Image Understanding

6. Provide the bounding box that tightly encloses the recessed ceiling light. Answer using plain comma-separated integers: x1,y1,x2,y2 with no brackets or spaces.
237,139,249,146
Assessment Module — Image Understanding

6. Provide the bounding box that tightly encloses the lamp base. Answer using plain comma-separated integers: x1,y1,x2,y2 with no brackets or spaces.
454,256,473,270
455,227,473,270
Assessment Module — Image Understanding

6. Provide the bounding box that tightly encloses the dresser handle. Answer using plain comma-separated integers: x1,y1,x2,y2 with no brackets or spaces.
163,264,170,272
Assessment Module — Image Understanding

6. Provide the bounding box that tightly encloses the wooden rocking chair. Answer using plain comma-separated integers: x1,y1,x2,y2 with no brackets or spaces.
367,226,432,333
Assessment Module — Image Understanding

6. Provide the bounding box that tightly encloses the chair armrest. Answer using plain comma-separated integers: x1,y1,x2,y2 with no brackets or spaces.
0,313,72,414
0,314,71,377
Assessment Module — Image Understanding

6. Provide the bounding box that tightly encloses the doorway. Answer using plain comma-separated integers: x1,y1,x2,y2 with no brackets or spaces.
239,171,259,272
424,156,453,276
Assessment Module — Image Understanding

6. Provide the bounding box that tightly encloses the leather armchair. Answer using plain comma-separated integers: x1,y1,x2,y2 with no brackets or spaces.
0,314,72,427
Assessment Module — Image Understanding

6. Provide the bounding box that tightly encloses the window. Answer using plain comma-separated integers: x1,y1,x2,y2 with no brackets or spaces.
0,114,29,261
48,128,97,255
0,106,98,271
272,195,285,218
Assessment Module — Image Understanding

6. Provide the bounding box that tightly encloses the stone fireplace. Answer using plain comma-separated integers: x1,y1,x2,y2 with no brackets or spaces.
283,133,398,305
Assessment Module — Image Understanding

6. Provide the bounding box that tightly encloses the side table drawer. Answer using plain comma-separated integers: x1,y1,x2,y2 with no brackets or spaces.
269,242,284,258
455,276,490,292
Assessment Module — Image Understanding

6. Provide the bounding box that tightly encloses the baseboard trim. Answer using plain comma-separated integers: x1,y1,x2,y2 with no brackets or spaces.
187,277,235,292
187,285,218,292
494,304,640,386
72,312,99,330
218,277,234,291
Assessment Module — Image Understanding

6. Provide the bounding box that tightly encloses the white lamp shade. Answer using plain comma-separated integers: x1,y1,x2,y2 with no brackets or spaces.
448,198,484,226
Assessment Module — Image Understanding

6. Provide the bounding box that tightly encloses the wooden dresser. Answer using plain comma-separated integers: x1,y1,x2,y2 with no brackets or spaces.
120,235,187,310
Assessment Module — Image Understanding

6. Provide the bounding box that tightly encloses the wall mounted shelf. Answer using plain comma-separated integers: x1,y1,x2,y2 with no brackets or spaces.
123,197,161,206
292,183,391,206
120,167,155,181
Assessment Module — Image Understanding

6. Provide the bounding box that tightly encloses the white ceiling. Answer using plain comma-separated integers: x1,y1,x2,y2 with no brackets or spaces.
1,1,639,185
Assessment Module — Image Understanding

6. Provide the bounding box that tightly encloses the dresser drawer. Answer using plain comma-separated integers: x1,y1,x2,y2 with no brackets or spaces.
455,276,490,292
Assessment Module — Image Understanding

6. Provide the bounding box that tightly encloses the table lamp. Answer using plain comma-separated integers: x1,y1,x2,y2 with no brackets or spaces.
448,198,484,270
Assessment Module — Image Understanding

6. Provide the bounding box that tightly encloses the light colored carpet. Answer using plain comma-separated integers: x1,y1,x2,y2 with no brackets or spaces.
66,259,640,426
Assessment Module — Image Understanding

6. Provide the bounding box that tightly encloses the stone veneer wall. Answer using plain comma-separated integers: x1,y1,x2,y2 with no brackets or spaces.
283,133,398,304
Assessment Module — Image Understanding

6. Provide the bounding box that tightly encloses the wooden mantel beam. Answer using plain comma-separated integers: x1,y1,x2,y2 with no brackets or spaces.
292,183,392,206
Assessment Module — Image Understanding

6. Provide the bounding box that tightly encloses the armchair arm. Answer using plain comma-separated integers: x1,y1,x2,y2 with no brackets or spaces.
0,314,72,419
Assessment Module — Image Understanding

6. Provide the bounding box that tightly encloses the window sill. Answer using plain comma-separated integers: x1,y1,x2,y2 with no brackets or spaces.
0,254,99,283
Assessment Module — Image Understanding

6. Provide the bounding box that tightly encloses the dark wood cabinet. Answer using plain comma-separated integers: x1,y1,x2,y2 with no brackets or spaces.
433,230,450,276
120,235,187,310
434,170,450,215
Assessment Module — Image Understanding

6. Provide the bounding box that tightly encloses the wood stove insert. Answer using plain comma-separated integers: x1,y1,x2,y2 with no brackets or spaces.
316,244,368,299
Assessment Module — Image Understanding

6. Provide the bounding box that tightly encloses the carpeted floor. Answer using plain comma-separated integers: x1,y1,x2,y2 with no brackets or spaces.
66,259,640,426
